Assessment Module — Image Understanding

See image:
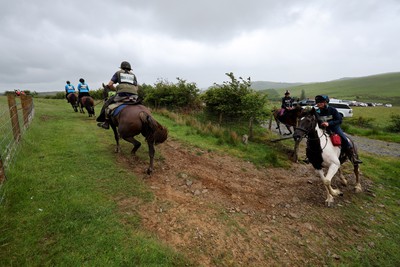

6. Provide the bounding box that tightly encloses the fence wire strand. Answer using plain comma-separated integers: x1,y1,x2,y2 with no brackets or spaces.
0,95,34,186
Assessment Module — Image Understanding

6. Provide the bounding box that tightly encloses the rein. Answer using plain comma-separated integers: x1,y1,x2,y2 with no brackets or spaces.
295,121,329,151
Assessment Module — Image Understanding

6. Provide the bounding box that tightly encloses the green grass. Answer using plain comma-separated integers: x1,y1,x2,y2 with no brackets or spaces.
343,106,400,143
338,154,400,266
274,72,400,105
1,98,399,266
0,99,193,266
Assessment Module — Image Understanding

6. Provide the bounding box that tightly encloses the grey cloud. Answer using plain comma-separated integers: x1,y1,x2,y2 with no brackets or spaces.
0,0,399,92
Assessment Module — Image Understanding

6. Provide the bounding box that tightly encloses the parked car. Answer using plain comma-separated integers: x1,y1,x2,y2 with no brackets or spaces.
298,99,315,106
329,103,353,117
299,98,353,118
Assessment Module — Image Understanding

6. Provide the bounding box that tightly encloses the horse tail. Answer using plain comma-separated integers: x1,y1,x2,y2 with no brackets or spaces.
139,111,168,145
84,97,94,114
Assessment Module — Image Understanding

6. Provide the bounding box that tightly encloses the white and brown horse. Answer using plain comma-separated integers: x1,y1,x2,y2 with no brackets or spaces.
293,108,362,206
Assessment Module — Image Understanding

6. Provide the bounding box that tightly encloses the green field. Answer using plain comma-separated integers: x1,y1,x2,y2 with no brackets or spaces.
352,106,400,128
0,98,399,266
264,72,400,105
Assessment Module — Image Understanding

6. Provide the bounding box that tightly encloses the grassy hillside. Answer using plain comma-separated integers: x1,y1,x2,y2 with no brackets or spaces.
250,81,305,90
272,72,400,105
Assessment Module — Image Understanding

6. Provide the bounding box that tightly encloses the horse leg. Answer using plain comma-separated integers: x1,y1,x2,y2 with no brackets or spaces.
275,120,282,135
111,125,121,153
123,137,142,155
285,125,292,135
316,164,342,206
337,167,348,186
353,163,362,193
292,139,300,163
146,142,155,175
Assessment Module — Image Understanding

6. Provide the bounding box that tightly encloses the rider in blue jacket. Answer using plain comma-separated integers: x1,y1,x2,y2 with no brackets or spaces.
77,78,90,105
65,81,75,102
315,95,362,164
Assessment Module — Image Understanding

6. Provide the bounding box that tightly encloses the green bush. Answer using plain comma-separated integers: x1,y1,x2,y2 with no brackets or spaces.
387,114,400,132
348,116,376,128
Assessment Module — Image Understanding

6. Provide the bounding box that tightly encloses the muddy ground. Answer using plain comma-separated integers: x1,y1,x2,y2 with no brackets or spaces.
115,137,377,266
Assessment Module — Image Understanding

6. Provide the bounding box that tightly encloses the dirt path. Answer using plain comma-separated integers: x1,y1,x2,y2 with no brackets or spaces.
271,121,400,158
116,138,373,266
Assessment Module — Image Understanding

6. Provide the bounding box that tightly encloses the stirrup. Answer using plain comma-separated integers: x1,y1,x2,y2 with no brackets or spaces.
97,122,109,129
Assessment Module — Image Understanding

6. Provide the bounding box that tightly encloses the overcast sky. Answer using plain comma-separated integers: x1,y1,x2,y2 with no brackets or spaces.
1,0,399,93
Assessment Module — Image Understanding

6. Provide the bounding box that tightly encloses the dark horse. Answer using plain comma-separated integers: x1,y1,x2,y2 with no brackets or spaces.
103,84,168,174
67,93,78,112
293,108,362,206
270,106,304,162
272,106,303,135
79,96,95,117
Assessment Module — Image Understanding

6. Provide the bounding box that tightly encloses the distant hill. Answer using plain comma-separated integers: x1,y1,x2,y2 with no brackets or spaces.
256,72,400,105
250,81,305,90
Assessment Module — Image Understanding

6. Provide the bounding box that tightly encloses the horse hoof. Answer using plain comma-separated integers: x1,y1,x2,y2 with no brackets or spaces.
146,169,153,175
355,184,362,193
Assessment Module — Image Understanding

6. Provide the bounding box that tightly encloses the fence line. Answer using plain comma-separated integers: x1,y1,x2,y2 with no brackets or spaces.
0,94,34,185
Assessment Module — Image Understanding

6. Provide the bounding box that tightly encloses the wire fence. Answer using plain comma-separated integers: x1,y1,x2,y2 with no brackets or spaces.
0,94,34,186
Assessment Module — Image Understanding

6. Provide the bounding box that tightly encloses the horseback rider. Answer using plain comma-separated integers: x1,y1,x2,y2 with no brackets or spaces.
315,95,362,164
280,90,294,116
97,61,139,129
77,78,91,105
65,81,76,103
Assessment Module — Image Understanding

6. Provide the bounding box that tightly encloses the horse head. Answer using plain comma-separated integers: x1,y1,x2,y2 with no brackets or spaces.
293,107,317,142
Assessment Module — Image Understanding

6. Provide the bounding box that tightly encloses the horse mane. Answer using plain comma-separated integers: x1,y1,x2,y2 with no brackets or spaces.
139,111,168,144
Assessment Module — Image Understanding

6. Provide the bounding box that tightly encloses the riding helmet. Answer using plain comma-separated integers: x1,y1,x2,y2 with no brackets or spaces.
315,95,330,103
79,78,85,83
66,81,70,84
120,61,132,70
285,90,290,95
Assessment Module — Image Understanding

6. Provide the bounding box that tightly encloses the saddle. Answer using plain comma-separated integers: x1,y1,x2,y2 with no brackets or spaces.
106,95,140,117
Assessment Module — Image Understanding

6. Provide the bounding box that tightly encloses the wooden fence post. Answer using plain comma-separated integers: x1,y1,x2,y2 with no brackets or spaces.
7,94,21,142
20,94,30,127
0,157,6,183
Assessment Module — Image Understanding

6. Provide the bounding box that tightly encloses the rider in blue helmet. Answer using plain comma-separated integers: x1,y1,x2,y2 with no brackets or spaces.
315,95,362,164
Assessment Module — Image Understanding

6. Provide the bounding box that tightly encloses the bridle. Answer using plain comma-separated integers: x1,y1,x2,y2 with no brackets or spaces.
295,115,329,151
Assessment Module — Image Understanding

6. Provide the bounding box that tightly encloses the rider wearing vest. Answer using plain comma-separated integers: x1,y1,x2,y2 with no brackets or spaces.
97,61,138,129
77,78,90,105
315,95,362,164
65,81,76,102
280,90,294,116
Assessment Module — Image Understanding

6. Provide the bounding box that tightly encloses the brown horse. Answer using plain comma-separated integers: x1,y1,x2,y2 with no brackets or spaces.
270,106,304,162
272,106,303,135
109,104,168,174
67,93,78,112
79,96,95,117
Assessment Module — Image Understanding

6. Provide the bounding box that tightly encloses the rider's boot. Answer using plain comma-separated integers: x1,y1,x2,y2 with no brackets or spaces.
97,120,110,129
96,105,107,122
96,106,110,129
346,147,362,164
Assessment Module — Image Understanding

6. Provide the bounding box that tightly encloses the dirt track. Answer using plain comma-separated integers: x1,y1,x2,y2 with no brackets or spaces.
116,137,375,266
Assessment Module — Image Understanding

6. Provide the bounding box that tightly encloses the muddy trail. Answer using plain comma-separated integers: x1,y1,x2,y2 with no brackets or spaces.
115,138,375,266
